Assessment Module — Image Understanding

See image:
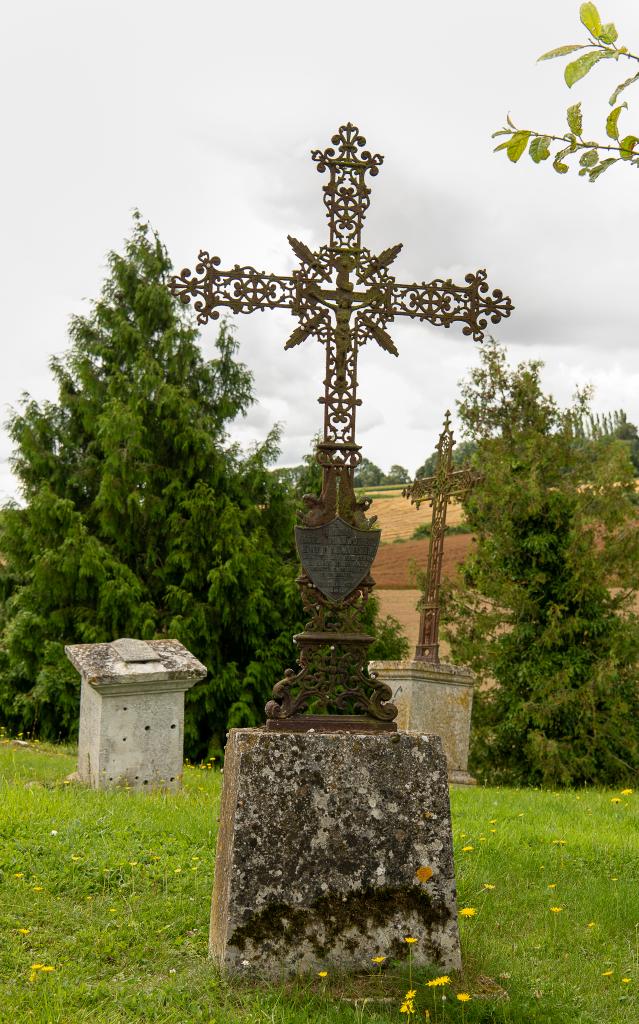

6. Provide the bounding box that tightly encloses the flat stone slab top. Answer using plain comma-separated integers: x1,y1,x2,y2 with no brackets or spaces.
65,638,207,791
210,728,461,978
66,638,206,694
369,660,476,786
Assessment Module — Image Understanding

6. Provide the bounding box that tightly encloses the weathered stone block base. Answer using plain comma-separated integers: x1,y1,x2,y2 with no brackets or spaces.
210,728,461,978
369,660,476,785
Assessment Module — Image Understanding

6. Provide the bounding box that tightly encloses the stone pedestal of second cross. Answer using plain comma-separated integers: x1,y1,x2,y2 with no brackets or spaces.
369,660,476,785
66,638,206,791
210,729,461,977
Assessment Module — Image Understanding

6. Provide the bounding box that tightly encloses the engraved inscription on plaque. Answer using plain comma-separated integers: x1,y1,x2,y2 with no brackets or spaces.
295,517,381,603
111,638,162,664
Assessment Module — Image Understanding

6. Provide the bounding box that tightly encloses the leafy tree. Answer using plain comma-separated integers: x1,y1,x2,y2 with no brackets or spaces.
0,217,408,755
354,458,385,488
574,409,639,473
442,339,639,788
0,215,303,758
384,464,411,485
494,3,639,181
415,440,477,480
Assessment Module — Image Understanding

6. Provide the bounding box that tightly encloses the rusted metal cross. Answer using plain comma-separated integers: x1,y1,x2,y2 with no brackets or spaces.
170,123,511,728
404,411,481,665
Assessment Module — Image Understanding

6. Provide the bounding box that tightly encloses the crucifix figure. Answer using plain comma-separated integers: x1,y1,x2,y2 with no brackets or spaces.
170,123,512,728
403,411,482,665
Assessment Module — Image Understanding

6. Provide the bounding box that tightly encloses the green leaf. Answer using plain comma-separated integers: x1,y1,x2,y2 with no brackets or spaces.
553,149,570,174
619,135,639,159
609,71,639,107
580,2,602,38
506,131,531,163
493,140,510,152
589,157,617,180
599,22,618,44
579,149,599,167
567,103,583,136
565,49,612,87
529,136,552,163
538,44,587,61
606,104,626,139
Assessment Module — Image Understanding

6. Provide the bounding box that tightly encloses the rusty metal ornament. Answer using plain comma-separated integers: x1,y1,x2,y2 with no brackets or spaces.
170,123,512,728
403,411,482,665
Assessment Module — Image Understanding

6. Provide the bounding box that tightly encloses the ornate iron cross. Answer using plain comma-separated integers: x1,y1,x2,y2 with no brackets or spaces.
170,123,512,729
403,412,481,665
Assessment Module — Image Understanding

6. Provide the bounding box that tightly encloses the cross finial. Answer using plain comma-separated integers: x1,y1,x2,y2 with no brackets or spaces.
311,123,383,250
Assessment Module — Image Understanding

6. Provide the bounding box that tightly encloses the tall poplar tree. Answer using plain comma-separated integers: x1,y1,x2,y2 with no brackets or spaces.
0,215,302,757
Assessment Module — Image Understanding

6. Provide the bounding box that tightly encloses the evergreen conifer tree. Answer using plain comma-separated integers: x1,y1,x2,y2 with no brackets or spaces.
0,215,302,757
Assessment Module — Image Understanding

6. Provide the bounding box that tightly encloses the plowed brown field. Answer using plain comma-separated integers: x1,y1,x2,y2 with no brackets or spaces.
372,534,474,589
375,589,453,660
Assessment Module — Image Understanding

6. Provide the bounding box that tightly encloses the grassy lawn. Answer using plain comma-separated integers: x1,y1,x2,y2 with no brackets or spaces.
0,738,637,1024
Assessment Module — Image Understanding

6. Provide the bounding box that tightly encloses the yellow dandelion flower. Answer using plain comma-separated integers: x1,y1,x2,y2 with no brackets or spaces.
489,819,497,824
129,861,138,867
371,956,386,964
587,922,596,928
482,883,495,890
17,928,30,935
70,855,81,861
427,975,451,987
108,908,117,913
33,886,43,892
174,868,182,874
456,993,472,1002
461,845,474,852
459,907,477,917
610,797,622,804
622,978,632,984
490,828,497,833
399,1004,411,1014
405,989,417,999
552,839,567,846
548,884,557,889
611,877,619,881
602,970,613,977
620,788,633,796
550,906,563,913
317,970,328,978
13,873,24,878
404,936,417,944
39,966,54,973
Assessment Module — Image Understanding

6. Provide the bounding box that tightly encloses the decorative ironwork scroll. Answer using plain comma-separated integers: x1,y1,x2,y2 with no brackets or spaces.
403,412,482,664
170,123,512,729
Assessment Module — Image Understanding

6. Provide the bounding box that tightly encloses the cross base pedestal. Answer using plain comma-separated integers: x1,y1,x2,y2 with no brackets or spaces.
369,660,476,786
210,728,461,977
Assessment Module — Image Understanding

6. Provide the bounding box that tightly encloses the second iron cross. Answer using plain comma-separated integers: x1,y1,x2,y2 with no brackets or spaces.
170,122,513,729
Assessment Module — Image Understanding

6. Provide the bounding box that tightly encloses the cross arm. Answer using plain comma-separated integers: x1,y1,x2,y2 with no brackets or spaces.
404,466,482,507
169,251,296,325
391,269,513,343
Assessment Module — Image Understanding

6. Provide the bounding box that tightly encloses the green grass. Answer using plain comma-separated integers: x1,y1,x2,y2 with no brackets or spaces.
1,739,637,1023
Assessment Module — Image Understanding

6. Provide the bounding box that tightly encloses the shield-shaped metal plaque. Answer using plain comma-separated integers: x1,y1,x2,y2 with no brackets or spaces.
295,517,381,603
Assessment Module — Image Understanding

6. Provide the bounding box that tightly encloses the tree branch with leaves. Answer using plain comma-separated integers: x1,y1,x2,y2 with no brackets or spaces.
494,3,639,181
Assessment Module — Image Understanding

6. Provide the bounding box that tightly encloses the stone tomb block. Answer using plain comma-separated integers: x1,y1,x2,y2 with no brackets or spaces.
65,638,206,791
369,660,476,786
210,729,461,977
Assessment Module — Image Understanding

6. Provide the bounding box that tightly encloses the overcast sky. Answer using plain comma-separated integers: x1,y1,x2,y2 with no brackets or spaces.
2,0,639,500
